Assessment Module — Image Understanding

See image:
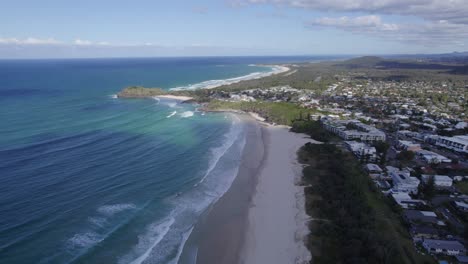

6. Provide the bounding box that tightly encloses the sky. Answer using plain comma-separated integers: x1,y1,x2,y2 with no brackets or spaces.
1,0,467,58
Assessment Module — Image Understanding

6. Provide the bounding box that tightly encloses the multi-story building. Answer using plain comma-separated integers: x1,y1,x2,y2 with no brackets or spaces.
323,119,386,142
345,141,378,162
435,135,468,154
422,239,465,256
389,167,420,194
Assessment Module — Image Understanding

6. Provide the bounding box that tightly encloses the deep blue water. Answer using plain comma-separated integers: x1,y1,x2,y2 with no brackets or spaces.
0,56,329,264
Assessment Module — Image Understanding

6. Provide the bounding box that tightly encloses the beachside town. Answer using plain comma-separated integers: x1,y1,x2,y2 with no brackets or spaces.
204,74,468,263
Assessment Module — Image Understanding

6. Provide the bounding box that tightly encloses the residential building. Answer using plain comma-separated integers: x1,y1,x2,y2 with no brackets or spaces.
345,141,378,162
421,175,453,188
390,168,420,194
322,119,386,142
456,255,468,264
397,140,422,152
416,150,452,164
404,210,445,226
435,135,468,154
366,163,383,173
410,225,446,241
422,239,465,256
390,191,426,209
454,201,468,212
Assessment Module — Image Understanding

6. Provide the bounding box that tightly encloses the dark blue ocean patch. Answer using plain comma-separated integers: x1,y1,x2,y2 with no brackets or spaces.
0,88,61,99
81,103,113,112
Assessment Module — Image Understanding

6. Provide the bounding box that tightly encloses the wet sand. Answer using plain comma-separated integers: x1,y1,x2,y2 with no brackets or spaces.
241,126,312,264
179,116,264,264
180,116,313,264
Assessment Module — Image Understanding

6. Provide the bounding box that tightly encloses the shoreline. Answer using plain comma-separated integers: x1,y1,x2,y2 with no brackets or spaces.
180,114,313,264
169,65,290,91
179,114,264,264
241,125,313,264
153,95,194,102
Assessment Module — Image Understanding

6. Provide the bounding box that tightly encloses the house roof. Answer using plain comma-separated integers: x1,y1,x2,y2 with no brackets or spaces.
410,225,441,236
456,255,468,263
404,210,440,224
423,239,465,251
366,163,382,172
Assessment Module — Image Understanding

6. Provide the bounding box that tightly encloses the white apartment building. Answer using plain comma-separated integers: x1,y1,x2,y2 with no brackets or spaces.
390,168,420,194
435,135,468,154
323,120,386,142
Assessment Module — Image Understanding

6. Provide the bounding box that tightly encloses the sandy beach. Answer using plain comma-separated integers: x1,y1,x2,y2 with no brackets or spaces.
154,95,194,101
241,125,313,264
182,115,315,264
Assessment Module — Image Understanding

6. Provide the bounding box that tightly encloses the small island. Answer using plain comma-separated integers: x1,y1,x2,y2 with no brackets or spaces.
117,86,195,102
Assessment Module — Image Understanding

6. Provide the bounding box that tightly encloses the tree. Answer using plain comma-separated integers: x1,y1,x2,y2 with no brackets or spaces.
397,150,415,162
420,175,435,199
374,141,390,165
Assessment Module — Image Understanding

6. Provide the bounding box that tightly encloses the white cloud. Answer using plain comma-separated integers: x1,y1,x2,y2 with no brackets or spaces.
232,0,468,47
74,39,93,45
307,15,468,47
231,0,468,24
0,37,62,45
310,15,399,31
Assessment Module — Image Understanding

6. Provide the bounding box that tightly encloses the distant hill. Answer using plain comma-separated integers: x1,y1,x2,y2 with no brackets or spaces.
338,56,384,68
385,52,468,64
336,56,468,74
451,65,468,75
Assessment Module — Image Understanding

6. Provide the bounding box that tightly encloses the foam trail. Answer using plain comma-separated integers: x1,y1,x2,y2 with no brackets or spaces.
180,111,194,118
152,97,160,104
169,227,194,264
166,111,177,118
110,94,118,99
67,232,102,249
197,115,240,184
129,217,175,264
97,203,136,216
170,65,289,91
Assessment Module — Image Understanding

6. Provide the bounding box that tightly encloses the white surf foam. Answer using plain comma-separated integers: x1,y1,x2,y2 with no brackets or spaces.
97,203,137,216
119,115,247,264
167,102,177,108
68,232,103,249
166,111,177,118
170,65,289,91
197,114,241,185
179,111,194,118
152,97,160,104
127,217,175,264
109,94,118,99
169,227,194,264
88,216,107,228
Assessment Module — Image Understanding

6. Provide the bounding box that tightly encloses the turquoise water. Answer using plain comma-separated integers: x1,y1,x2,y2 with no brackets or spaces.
0,56,328,263
0,57,263,264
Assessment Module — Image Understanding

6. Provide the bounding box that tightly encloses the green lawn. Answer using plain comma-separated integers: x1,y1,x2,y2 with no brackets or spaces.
204,100,320,125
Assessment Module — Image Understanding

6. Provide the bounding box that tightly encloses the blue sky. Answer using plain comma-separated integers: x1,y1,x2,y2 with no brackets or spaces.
1,0,467,58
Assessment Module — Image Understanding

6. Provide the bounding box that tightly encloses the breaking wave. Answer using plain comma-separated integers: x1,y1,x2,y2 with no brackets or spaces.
170,65,289,91
180,111,194,118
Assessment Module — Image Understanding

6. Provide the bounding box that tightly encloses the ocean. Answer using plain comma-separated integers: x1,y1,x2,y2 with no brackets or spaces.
0,56,332,264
